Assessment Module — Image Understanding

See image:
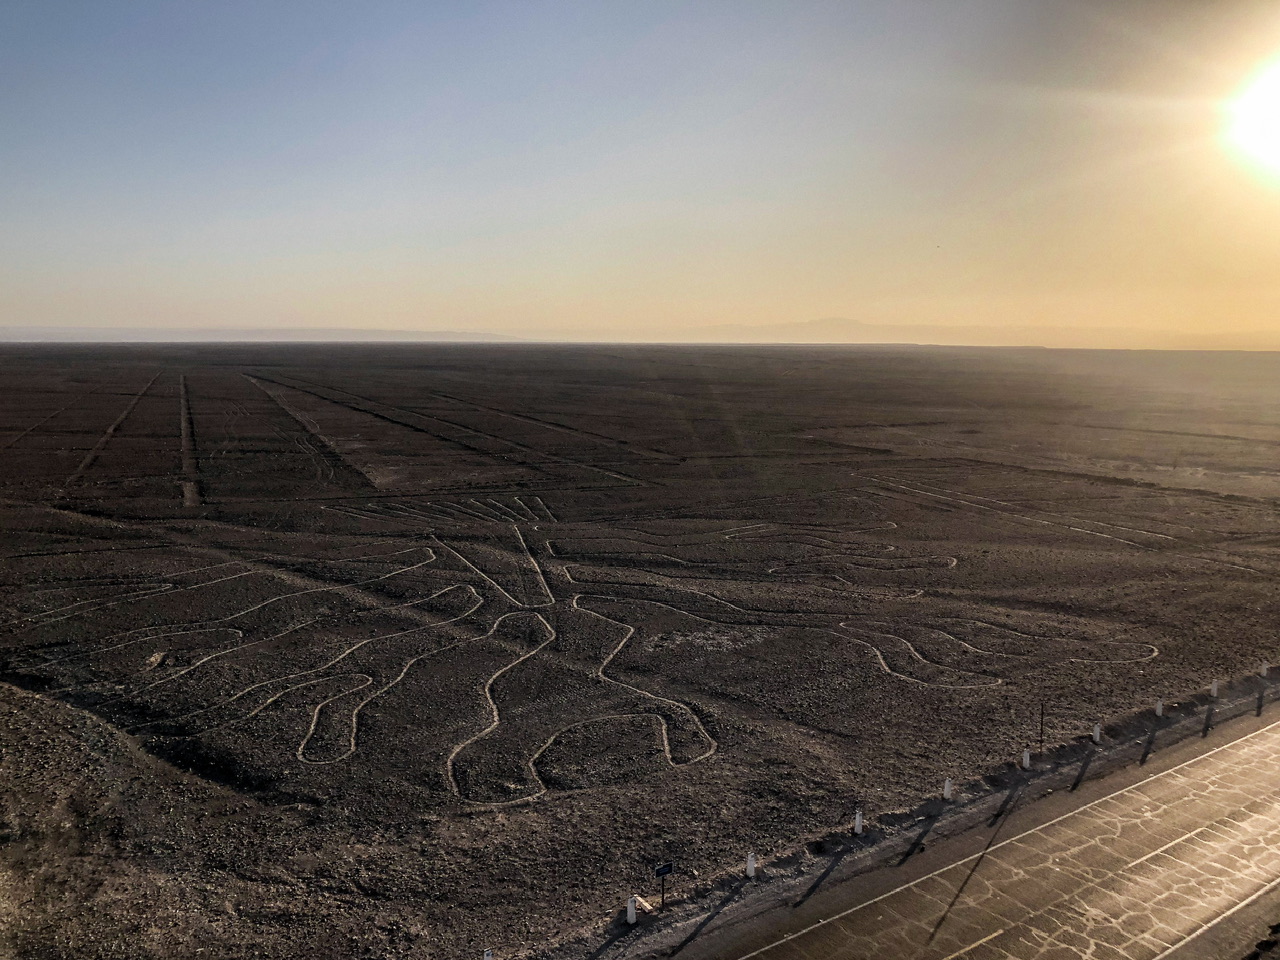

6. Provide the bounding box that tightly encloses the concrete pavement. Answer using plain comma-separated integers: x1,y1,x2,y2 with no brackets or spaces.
689,713,1280,960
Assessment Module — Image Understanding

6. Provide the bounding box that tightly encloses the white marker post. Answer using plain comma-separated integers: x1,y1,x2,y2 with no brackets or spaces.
1264,663,1271,678
627,897,638,925
1155,699,1163,718
747,852,756,879
854,808,864,835
943,778,953,801
1211,679,1219,698
1092,722,1102,744
1021,748,1032,770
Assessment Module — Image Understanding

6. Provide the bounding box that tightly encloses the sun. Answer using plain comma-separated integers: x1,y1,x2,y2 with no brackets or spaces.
1227,58,1280,176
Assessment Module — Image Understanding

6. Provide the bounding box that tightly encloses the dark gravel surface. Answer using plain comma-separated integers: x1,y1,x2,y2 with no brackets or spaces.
1,344,1278,959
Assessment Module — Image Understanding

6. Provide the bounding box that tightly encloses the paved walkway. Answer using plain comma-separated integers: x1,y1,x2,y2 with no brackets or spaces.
723,718,1280,960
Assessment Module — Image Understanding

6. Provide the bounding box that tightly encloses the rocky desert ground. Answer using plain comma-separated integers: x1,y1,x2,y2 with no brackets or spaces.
1,344,1278,959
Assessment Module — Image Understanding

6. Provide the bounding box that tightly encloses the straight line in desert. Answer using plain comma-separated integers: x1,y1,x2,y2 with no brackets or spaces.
512,523,555,604
426,386,681,461
373,502,452,526
481,498,527,522
3,501,456,651
885,474,1177,540
529,496,557,521
860,475,1150,547
462,499,509,521
869,477,1273,577
0,391,94,453
67,373,160,484
242,375,378,489
509,497,543,522
432,539,525,607
271,373,650,487
252,373,559,482
429,501,496,522
178,374,202,507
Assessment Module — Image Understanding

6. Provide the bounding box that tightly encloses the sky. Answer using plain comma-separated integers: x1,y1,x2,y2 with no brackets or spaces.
3,0,1280,347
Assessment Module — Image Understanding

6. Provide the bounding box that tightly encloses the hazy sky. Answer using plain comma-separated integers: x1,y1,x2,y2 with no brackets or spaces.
4,0,1280,346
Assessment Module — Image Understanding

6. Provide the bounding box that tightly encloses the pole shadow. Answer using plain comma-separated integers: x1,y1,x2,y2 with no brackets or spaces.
1071,749,1094,792
897,815,940,867
668,877,749,956
793,845,854,908
1139,724,1158,765
585,918,637,960
927,783,1024,945
988,780,1024,827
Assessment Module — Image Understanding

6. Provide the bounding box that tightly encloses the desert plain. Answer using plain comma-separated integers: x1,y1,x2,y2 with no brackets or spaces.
1,344,1278,959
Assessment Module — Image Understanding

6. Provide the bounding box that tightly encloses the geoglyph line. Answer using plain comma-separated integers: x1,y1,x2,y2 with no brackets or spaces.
444,613,560,799
463,499,508,521
178,374,202,507
511,497,543,522
883,475,1177,541
268,373,647,486
863,476,1148,547
0,392,93,453
87,555,442,701
136,586,484,749
512,524,555,607
484,498,528,522
573,593,992,690
68,373,159,484
243,375,378,489
424,386,680,461
433,539,528,608
530,496,557,522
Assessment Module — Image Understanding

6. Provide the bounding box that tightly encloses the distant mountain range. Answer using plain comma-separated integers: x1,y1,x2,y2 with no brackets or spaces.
0,327,526,343
3,320,1274,350
688,317,1280,351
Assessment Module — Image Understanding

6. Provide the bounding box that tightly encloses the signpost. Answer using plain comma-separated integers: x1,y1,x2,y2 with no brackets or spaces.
654,861,673,911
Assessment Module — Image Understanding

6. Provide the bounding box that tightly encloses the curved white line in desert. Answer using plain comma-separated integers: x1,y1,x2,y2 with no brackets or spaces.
574,597,717,761
527,713,672,779
833,625,1000,688
294,591,496,764
452,599,718,807
561,564,922,608
502,712,676,806
130,585,484,732
4,583,175,627
166,673,372,740
83,555,441,691
573,593,993,690
935,617,1159,664
444,613,559,796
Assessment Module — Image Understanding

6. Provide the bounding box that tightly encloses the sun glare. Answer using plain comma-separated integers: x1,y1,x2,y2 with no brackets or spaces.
1228,58,1280,176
